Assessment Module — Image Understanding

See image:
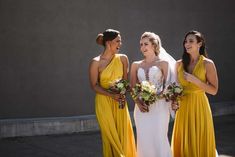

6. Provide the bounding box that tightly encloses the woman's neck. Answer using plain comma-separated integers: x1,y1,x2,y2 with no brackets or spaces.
101,50,115,60
144,55,159,63
190,52,200,63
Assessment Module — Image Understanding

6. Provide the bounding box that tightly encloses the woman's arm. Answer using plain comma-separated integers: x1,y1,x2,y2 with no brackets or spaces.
175,60,181,83
160,61,169,84
120,54,129,80
130,62,138,88
171,60,181,111
204,60,218,95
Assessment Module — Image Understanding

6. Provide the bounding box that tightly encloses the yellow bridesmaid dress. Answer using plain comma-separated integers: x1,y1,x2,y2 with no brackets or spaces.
171,55,216,157
95,54,136,157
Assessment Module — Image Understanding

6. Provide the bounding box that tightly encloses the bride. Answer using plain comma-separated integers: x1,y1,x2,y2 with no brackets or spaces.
130,32,175,157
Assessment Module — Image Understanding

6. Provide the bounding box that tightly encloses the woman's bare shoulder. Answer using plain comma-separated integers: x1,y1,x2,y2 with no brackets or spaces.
131,60,143,69
175,59,182,66
90,56,101,66
118,53,129,63
176,59,182,63
203,57,214,65
157,59,168,65
203,57,216,71
118,53,127,58
132,60,143,65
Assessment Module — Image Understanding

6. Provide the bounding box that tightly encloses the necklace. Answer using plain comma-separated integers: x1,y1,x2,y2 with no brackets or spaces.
144,56,160,64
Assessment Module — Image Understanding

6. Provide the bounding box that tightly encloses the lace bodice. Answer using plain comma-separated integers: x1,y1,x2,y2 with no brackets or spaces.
137,66,164,92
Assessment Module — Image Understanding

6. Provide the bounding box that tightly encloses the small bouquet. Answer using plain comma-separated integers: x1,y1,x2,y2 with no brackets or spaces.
131,81,159,107
163,82,183,102
108,78,130,109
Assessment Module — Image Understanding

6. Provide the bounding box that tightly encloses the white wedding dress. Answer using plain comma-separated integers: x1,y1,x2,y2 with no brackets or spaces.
134,66,172,157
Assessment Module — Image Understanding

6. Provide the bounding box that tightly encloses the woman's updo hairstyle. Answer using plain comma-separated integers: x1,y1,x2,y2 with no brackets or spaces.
96,29,120,47
141,32,162,56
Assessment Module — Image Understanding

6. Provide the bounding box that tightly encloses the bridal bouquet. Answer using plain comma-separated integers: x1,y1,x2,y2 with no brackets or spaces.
131,81,159,106
163,82,183,102
108,78,130,109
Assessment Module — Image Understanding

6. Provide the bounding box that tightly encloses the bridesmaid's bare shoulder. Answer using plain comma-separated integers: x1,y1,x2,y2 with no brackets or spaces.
202,57,215,66
92,55,101,62
90,55,101,68
175,59,182,67
118,53,129,63
118,53,128,58
202,57,216,72
176,59,182,64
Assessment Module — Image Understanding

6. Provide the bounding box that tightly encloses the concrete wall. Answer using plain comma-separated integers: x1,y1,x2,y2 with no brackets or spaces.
0,0,235,119
1,102,235,138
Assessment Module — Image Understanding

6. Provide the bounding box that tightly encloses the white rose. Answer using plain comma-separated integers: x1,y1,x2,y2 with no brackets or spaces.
117,83,124,89
175,87,182,93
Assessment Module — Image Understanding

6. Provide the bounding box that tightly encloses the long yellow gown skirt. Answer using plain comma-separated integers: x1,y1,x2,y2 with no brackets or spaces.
95,54,136,157
171,55,216,157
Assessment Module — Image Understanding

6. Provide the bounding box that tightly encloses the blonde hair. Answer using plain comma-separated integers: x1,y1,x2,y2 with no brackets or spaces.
141,32,162,56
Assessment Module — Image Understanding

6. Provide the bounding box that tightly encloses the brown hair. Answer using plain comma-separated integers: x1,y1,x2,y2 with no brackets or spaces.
182,30,208,72
96,29,120,47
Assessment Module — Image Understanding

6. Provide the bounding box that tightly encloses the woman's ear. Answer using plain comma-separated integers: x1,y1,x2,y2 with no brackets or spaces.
105,41,111,49
198,41,202,48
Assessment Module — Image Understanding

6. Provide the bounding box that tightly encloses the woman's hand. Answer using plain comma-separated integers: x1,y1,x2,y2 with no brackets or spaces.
171,101,179,111
110,93,126,108
136,99,149,112
111,93,123,101
183,71,200,84
111,93,126,103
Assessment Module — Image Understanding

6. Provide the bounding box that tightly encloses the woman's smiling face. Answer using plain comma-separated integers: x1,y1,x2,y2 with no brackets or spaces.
109,34,122,53
184,34,202,54
140,37,155,56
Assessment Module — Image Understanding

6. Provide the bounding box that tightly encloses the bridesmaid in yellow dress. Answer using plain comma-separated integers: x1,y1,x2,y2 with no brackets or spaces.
171,30,219,157
89,29,136,157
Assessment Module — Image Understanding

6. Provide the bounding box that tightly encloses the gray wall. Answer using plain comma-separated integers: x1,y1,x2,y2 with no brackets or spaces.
0,0,234,119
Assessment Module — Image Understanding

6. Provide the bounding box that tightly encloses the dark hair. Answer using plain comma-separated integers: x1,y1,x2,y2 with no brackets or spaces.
182,30,208,72
96,29,120,47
